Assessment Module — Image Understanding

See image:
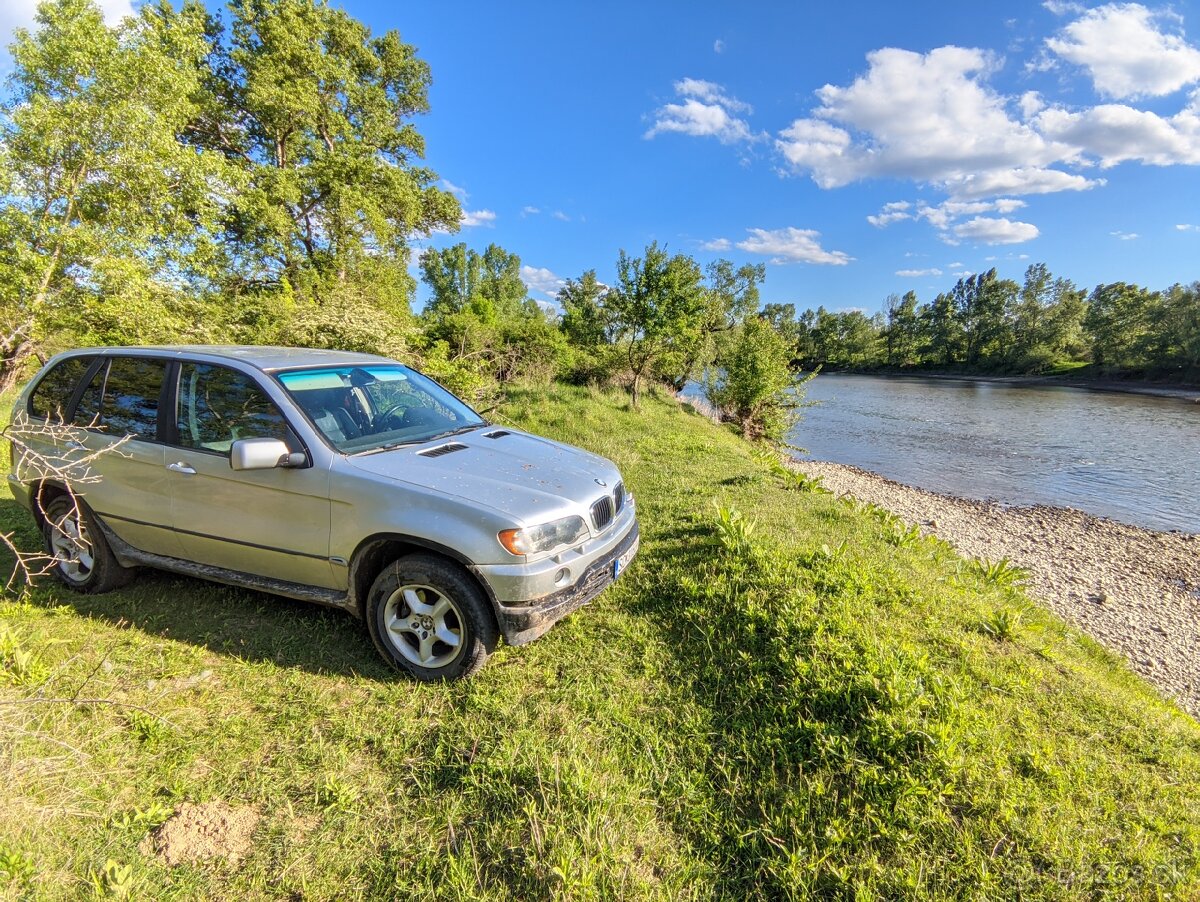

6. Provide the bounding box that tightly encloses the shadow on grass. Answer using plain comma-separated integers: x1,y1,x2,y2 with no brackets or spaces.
0,497,394,679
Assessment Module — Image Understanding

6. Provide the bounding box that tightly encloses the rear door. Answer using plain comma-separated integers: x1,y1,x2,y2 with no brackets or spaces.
69,356,183,557
165,361,335,589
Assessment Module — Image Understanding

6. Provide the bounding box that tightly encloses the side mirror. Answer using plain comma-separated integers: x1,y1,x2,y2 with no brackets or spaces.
230,438,306,471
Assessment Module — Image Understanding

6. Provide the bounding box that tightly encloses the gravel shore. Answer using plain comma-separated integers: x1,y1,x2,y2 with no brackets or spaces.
789,459,1200,718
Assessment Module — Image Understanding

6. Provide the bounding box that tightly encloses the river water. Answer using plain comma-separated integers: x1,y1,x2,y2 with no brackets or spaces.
788,374,1200,534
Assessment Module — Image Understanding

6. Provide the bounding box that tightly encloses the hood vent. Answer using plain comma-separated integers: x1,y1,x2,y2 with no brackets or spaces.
418,442,468,458
483,430,511,439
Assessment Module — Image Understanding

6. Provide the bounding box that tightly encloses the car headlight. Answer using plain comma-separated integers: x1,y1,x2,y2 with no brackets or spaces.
498,516,589,556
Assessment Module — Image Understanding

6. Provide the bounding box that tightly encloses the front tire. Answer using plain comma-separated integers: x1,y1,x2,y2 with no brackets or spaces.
366,554,497,681
41,495,134,593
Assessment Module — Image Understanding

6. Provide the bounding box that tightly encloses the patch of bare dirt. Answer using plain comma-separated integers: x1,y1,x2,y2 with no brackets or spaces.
142,801,260,866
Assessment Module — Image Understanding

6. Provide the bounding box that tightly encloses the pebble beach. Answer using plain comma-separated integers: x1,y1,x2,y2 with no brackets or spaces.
790,459,1200,718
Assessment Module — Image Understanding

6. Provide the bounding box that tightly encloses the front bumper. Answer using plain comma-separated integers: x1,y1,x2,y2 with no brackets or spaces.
489,519,639,646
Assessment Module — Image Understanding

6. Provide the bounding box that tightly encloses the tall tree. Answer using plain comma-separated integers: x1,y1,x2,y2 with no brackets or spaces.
559,270,613,348
1155,282,1200,373
663,260,766,391
420,243,527,322
884,291,920,366
953,269,1016,368
0,0,230,390
187,0,460,295
1084,282,1159,369
920,292,962,367
607,242,706,406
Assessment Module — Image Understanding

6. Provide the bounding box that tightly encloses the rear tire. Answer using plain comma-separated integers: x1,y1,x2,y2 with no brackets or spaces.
366,554,497,681
41,495,135,594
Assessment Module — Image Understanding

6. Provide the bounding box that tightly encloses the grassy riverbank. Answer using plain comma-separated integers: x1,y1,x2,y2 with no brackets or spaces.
1,384,1198,900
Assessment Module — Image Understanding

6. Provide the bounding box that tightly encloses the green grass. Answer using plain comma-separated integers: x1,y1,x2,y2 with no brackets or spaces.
1,383,1198,900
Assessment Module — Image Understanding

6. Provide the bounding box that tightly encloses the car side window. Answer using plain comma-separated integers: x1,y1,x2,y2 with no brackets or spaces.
176,363,293,455
91,357,166,440
72,361,107,427
28,356,94,421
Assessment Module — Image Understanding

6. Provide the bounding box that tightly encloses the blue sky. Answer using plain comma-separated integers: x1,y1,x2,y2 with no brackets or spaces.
5,0,1200,312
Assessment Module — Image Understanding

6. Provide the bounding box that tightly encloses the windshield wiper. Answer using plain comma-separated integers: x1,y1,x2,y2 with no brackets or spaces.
353,423,485,457
434,423,486,440
354,439,427,456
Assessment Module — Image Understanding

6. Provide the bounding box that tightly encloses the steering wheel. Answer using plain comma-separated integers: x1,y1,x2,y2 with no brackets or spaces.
374,402,411,431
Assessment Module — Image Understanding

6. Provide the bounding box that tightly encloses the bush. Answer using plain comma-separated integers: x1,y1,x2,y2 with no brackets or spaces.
705,317,814,443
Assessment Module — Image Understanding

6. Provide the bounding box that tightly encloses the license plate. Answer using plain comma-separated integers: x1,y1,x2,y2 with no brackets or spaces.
613,536,639,578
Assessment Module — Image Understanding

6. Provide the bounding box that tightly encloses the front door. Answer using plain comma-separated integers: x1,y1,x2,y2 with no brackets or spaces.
165,362,335,589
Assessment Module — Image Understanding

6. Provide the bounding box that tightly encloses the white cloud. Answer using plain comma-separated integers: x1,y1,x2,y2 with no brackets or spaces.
947,261,965,268
699,238,732,251
735,227,852,265
674,78,752,113
645,78,756,144
714,39,725,54
1034,100,1200,167
1177,223,1200,231
551,210,570,222
1020,91,1045,118
520,265,566,299
461,209,496,227
870,198,1035,242
1110,230,1139,240
1043,1,1085,15
867,201,912,227
1046,3,1200,99
441,179,468,200
939,167,1103,198
950,216,1040,245
521,205,540,216
915,197,1027,229
896,268,943,277
776,47,1078,193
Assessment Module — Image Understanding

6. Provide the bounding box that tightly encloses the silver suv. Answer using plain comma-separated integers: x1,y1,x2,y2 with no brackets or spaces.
7,346,639,680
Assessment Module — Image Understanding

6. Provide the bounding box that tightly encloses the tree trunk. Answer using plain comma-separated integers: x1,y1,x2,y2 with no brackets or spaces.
0,339,36,396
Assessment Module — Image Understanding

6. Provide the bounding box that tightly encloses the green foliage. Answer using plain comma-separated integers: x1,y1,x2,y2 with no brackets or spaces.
1084,281,1161,370
712,503,757,559
778,263,1196,381
0,624,48,686
0,0,233,387
1,384,1199,898
607,242,707,405
705,317,815,443
279,295,411,358
414,339,500,409
559,270,613,349
0,845,35,897
193,0,460,288
969,557,1028,587
982,607,1023,641
108,801,171,833
89,859,134,899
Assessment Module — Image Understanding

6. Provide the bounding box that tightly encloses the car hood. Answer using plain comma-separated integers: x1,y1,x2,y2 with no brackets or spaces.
343,427,621,523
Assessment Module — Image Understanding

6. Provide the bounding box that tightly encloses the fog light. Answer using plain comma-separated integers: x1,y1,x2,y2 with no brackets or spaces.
553,568,571,587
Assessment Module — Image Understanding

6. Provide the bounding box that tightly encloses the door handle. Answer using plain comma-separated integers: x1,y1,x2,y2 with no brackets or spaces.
167,461,197,475
65,440,86,450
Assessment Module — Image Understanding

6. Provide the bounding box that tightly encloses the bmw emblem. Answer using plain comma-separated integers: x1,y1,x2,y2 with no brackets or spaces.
594,478,607,487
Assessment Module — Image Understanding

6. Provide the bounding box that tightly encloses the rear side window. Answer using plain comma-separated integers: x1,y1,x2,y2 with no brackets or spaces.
73,357,166,440
176,363,294,455
28,356,94,421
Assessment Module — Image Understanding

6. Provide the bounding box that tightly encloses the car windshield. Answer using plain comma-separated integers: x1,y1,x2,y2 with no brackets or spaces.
276,364,486,454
